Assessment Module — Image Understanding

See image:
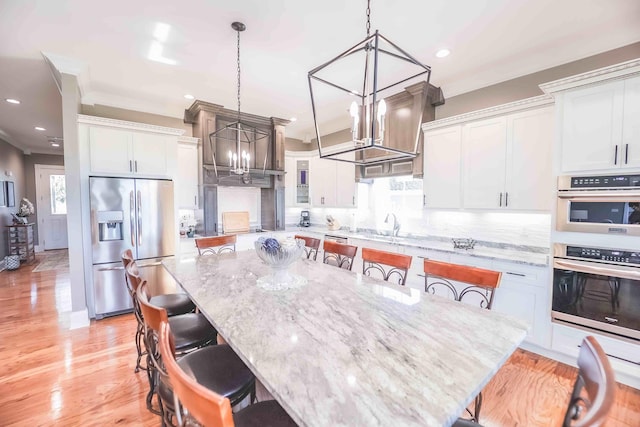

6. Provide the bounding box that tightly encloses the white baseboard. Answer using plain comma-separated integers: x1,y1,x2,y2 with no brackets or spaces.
69,308,90,330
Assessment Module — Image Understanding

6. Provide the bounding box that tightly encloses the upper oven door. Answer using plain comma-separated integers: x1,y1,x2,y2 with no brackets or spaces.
557,190,640,235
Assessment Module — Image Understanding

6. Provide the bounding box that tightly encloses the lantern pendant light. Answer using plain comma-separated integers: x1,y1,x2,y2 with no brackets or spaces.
308,0,431,165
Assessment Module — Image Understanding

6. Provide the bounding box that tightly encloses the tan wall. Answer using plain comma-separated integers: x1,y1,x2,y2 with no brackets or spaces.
436,42,640,119
81,104,192,136
285,137,316,152
0,138,26,259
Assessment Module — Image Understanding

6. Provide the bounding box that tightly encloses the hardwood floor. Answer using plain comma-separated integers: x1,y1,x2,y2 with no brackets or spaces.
1,258,639,426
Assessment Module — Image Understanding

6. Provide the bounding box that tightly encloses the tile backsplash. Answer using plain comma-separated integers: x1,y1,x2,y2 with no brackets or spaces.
287,207,551,248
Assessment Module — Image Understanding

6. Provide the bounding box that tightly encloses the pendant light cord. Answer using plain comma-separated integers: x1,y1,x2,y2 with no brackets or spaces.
366,0,371,37
236,28,241,122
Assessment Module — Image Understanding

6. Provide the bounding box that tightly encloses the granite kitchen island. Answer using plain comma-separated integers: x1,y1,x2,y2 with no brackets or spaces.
163,250,528,427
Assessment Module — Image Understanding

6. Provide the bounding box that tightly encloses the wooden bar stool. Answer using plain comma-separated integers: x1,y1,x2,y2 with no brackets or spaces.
362,247,412,285
294,234,321,261
158,322,297,427
423,259,502,422
322,240,358,271
138,282,253,425
195,235,237,255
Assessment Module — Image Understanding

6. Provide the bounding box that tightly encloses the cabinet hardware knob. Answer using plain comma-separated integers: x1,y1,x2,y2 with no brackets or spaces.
135,160,138,172
614,145,618,165
499,192,503,207
505,192,509,207
506,271,525,277
625,144,629,164
129,160,133,172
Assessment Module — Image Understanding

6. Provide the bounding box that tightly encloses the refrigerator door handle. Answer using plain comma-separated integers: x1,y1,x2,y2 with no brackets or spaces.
137,190,142,246
129,190,136,246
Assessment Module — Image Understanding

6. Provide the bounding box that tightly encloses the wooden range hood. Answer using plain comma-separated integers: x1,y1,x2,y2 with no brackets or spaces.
184,100,290,235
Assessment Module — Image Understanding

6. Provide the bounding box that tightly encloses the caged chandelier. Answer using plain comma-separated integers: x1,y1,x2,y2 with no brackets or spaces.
209,22,270,181
308,0,432,165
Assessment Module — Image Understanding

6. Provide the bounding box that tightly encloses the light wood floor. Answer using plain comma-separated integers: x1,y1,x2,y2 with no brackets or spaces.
1,258,639,426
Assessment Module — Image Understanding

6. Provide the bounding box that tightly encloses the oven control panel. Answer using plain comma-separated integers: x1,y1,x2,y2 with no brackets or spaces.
566,245,640,264
569,174,640,188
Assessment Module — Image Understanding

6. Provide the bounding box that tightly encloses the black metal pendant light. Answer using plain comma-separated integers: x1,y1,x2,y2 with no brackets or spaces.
209,22,270,183
308,0,431,165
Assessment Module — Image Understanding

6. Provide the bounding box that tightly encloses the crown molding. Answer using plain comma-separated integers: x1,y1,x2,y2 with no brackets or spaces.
78,114,185,136
422,94,553,131
178,136,199,145
539,58,640,95
41,52,90,98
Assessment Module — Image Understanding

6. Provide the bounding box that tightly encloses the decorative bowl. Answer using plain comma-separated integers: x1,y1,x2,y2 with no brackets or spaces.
254,237,307,290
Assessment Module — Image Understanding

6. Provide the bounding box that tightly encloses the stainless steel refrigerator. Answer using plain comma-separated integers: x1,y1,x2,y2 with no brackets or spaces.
90,177,175,318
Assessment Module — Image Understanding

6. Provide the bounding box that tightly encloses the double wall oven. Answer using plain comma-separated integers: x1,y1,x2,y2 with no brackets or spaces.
554,173,640,342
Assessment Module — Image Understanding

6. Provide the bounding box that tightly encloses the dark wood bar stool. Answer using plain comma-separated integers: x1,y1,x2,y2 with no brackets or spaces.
322,240,358,271
294,234,321,261
453,336,616,427
361,247,412,285
423,259,502,422
195,235,237,255
137,281,218,419
122,251,196,373
158,322,297,427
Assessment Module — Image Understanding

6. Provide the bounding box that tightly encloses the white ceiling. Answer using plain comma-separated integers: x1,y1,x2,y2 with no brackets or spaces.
0,0,639,153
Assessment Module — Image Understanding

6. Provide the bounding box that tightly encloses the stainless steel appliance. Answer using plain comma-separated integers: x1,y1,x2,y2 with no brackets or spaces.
90,177,175,318
299,210,310,227
557,173,640,235
552,243,640,341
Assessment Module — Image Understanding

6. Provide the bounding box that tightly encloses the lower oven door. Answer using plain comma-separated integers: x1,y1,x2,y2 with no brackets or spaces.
556,190,640,235
552,258,640,340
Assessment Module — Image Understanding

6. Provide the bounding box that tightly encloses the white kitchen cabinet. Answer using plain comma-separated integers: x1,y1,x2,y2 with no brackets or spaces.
560,75,640,172
309,153,356,208
423,126,462,208
462,117,508,209
89,126,172,177
177,140,199,209
284,155,297,207
461,107,553,210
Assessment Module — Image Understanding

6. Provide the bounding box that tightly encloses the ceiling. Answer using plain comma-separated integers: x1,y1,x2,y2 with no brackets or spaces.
0,0,639,154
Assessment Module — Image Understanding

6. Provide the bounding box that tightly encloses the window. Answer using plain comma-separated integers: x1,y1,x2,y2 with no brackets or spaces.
50,175,67,215
371,176,423,219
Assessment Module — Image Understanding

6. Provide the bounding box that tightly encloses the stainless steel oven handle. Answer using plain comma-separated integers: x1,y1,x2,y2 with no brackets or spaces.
554,259,640,281
558,190,640,198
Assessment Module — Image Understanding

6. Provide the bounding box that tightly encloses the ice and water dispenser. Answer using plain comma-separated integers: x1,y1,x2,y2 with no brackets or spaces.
97,211,124,242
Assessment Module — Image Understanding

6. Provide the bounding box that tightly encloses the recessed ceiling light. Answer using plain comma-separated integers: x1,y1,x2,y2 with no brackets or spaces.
6,98,20,104
35,126,46,131
184,94,195,100
289,117,297,122
436,49,450,58
51,143,60,147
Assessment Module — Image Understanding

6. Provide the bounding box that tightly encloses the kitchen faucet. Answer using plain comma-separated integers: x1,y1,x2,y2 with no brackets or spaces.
384,213,401,237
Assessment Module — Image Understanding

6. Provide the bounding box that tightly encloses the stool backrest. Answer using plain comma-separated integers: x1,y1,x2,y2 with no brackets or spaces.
323,240,358,271
195,235,237,255
121,249,135,291
294,235,321,261
159,322,234,427
125,262,143,293
563,336,616,427
423,259,501,309
362,247,412,286
137,281,168,333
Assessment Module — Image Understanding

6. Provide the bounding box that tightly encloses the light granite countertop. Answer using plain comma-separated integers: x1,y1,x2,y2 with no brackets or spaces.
286,226,550,267
164,251,528,427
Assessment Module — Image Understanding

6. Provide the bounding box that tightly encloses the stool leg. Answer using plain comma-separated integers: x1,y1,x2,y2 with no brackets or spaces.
473,392,483,423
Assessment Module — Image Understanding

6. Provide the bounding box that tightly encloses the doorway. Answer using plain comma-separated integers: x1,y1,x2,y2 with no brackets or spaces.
35,165,68,250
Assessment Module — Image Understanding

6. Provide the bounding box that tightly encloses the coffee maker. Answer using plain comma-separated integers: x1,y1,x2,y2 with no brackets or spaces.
299,210,311,227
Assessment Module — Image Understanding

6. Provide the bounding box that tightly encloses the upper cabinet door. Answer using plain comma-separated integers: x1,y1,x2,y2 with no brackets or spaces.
89,127,133,175
462,117,507,209
131,133,170,176
622,76,640,168
561,80,624,172
177,143,199,208
505,107,553,211
335,152,356,208
423,125,462,208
